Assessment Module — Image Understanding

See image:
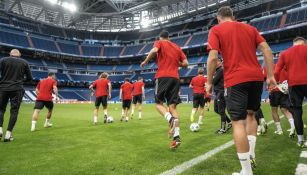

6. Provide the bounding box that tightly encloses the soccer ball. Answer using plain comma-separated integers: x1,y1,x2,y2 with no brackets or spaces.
107,116,114,123
277,80,288,94
190,123,200,132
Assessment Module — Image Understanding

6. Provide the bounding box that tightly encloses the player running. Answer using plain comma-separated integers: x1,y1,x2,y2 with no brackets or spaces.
275,37,307,147
31,72,59,132
189,68,206,124
206,7,276,175
89,72,112,124
268,66,295,136
141,30,188,149
120,78,133,122
131,77,145,120
213,60,232,134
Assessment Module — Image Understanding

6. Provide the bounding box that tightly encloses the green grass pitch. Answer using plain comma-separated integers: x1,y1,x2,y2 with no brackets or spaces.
0,103,306,175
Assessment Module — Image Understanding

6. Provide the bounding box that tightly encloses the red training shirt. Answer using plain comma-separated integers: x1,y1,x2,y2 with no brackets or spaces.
190,75,207,94
275,45,307,87
121,81,133,100
207,21,265,88
275,66,288,83
93,78,110,97
133,81,144,96
36,77,57,101
154,40,187,79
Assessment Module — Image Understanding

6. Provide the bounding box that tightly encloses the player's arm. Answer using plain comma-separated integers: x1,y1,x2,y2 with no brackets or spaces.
258,42,276,90
89,82,95,96
179,51,189,68
35,82,40,96
180,59,189,68
206,49,219,95
24,63,33,82
89,84,93,90
206,28,220,95
108,82,112,99
35,87,39,96
189,80,193,89
119,89,122,101
274,54,285,83
53,85,59,103
189,84,193,89
141,47,159,68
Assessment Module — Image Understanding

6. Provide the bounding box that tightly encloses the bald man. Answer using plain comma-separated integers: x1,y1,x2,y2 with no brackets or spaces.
0,49,32,142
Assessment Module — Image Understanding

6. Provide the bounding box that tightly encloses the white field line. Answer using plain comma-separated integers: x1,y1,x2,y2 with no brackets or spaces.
300,151,307,158
160,103,307,175
295,164,307,175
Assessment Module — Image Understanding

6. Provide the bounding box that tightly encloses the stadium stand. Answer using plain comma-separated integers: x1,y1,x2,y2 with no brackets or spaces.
0,29,29,47
31,34,59,52
171,36,189,47
250,13,282,31
0,3,305,102
65,62,87,70
188,32,208,46
57,40,80,55
285,7,307,26
81,44,101,56
123,44,144,55
69,74,97,82
103,46,123,57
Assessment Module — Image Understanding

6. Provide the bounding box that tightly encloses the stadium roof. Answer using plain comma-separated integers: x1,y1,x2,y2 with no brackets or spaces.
1,0,282,32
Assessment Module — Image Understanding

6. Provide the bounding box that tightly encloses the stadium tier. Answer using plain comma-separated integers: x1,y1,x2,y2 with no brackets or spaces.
2,1,307,174
0,3,305,103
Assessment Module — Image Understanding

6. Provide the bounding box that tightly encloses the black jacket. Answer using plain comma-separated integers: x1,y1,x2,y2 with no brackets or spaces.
0,57,33,91
213,66,224,92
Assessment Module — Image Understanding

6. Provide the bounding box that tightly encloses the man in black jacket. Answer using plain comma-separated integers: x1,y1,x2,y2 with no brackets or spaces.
0,49,33,142
213,60,232,134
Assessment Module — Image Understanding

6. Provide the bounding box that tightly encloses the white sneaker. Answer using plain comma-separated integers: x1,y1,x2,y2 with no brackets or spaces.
44,123,53,128
274,130,283,135
289,128,295,138
257,126,261,136
287,128,292,132
198,121,203,125
31,127,35,132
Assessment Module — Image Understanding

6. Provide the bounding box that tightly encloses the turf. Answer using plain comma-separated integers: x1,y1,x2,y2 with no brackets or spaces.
0,103,306,175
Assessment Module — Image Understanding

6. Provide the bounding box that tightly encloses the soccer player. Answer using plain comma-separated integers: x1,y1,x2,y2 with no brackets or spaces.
206,7,276,175
131,77,145,120
268,66,295,136
31,72,59,132
189,68,206,124
275,37,307,147
140,30,188,149
213,60,232,134
89,72,112,124
120,78,133,122
0,49,33,142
